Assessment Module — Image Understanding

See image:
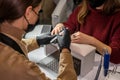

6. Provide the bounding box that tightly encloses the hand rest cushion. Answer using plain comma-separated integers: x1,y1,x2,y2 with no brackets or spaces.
70,43,96,77
70,43,96,58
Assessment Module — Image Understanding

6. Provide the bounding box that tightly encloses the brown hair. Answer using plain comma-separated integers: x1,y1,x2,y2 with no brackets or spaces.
78,0,120,25
0,0,42,23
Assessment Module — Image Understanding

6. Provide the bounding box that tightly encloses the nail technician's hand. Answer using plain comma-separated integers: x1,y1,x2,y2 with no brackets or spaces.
57,28,71,52
36,32,56,45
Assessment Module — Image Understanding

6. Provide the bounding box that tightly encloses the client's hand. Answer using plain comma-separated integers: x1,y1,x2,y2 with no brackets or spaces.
57,28,71,52
51,23,64,35
36,32,56,46
71,31,94,44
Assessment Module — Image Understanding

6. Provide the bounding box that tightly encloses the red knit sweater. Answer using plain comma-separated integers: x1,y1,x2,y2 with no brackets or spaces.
63,5,120,64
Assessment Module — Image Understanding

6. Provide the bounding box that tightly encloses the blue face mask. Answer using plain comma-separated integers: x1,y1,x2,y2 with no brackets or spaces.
89,0,105,8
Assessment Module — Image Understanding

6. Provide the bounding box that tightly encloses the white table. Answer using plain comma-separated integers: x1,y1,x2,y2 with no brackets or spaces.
28,47,100,80
28,47,120,80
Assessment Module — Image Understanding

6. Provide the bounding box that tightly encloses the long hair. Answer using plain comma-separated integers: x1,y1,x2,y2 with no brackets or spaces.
78,0,120,25
0,0,42,23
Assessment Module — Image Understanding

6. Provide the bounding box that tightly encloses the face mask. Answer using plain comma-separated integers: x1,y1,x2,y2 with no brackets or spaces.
25,9,41,32
25,19,40,32
89,0,105,8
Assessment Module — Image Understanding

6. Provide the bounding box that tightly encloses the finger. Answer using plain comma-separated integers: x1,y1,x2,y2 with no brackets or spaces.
51,29,56,35
74,31,81,36
54,29,60,35
71,34,77,39
58,28,62,33
71,35,80,40
71,39,79,43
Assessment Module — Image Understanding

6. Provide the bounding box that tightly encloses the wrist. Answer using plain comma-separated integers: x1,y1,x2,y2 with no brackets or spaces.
36,37,41,46
61,48,71,53
89,36,96,45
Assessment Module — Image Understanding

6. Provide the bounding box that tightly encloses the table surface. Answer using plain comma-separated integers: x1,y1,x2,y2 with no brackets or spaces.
28,47,120,80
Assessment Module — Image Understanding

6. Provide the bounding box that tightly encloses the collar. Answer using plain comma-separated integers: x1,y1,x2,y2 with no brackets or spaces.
0,22,25,40
88,4,103,13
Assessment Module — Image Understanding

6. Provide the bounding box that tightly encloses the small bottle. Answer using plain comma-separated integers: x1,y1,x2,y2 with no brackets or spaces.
103,48,110,76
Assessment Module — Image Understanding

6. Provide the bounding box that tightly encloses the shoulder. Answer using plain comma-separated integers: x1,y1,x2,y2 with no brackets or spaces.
72,5,81,14
0,42,13,52
0,42,21,56
75,5,81,10
109,10,120,25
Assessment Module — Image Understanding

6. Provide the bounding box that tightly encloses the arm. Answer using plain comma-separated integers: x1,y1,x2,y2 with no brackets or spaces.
56,28,77,80
71,29,120,64
90,36,111,55
22,38,39,52
57,48,77,80
71,32,112,55
92,27,120,64
22,32,56,52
